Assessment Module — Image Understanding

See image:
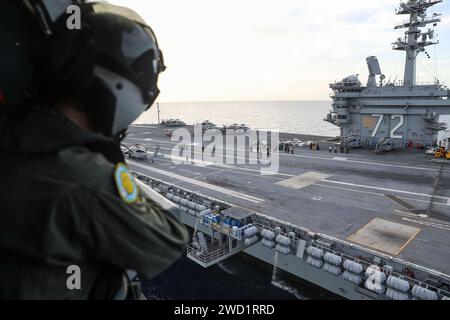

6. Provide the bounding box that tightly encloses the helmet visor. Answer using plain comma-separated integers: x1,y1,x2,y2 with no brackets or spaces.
90,3,165,106
94,66,148,138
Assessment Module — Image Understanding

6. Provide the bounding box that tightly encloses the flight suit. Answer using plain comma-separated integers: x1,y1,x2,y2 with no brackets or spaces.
0,106,190,299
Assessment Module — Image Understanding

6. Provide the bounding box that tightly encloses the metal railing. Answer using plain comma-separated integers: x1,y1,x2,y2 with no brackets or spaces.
135,171,450,299
187,242,231,265
250,213,450,299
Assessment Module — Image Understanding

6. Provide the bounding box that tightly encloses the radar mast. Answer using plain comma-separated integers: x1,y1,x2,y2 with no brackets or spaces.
393,0,442,86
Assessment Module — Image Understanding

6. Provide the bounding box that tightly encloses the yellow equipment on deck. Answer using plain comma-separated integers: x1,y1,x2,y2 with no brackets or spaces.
435,147,450,160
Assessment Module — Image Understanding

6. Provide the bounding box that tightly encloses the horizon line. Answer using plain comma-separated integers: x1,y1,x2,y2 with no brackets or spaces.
156,99,331,104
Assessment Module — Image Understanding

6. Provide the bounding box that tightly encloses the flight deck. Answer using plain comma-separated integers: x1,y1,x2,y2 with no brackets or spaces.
123,0,450,301
125,124,450,280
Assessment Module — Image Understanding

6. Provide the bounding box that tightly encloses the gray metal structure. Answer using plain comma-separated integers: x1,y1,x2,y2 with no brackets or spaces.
325,0,450,149
120,1,450,301
124,123,450,300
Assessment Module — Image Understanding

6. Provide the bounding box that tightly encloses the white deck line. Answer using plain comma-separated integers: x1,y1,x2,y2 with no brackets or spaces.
276,172,332,190
129,160,264,204
322,179,450,202
317,184,449,207
402,217,450,232
140,148,450,205
130,125,157,129
126,136,443,172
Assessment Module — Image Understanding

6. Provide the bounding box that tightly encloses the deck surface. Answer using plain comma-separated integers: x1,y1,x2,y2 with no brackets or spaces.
125,124,450,275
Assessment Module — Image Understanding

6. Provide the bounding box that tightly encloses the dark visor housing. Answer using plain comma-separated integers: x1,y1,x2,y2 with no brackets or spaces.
20,1,166,138
88,3,166,109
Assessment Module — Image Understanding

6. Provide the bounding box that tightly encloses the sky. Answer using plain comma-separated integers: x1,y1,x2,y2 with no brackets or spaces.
108,0,450,102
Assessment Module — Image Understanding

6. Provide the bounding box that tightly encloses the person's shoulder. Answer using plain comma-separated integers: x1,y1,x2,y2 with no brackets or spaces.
57,147,117,193
57,147,140,206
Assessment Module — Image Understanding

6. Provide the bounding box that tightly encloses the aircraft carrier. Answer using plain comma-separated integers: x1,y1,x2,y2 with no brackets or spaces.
123,122,450,300
124,0,450,300
324,0,450,149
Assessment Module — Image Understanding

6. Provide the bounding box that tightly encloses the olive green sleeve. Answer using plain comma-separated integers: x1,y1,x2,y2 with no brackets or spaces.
76,186,190,280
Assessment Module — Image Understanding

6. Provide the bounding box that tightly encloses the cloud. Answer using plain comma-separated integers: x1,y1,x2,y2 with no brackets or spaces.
108,0,450,101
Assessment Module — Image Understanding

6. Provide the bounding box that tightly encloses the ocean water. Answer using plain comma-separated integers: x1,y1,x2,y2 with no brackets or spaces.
142,253,335,300
135,100,340,137
136,100,450,143
139,101,338,300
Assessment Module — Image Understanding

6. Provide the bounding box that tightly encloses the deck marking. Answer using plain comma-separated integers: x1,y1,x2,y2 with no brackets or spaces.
161,151,291,179
396,227,422,255
394,210,428,219
129,125,157,129
142,152,289,182
126,136,443,172
276,172,332,189
129,160,264,204
162,153,216,168
151,145,295,178
384,194,415,210
322,180,450,202
402,217,450,231
348,218,421,256
316,183,450,207
138,148,450,207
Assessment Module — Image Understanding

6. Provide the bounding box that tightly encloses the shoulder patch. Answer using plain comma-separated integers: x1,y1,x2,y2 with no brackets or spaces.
114,163,139,204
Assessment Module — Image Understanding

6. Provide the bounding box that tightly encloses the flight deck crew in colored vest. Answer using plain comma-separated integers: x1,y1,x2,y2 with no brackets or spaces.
0,0,189,299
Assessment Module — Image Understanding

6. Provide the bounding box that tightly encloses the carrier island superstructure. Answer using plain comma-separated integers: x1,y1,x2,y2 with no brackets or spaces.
325,0,450,149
